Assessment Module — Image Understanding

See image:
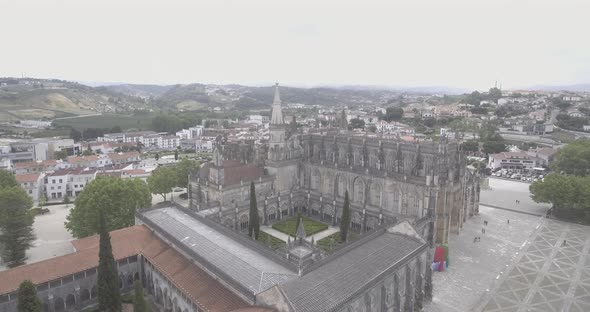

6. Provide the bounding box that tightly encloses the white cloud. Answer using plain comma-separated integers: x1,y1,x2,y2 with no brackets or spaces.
0,0,588,90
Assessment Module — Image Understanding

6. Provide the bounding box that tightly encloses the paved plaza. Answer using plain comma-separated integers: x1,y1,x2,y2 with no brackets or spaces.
426,178,590,312
477,220,590,312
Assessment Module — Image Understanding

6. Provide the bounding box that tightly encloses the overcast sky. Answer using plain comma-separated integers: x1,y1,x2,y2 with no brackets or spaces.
0,0,588,90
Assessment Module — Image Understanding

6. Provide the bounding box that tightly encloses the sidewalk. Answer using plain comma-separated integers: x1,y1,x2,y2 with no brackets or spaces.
260,225,340,243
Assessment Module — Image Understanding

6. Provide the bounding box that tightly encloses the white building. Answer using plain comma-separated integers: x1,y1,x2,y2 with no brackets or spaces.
247,115,269,125
16,173,44,202
45,168,98,200
487,152,539,170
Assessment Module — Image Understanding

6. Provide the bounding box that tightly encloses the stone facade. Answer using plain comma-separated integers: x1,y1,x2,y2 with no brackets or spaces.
191,84,479,246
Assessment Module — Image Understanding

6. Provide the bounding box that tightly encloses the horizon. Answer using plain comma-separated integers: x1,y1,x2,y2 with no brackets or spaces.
1,0,589,91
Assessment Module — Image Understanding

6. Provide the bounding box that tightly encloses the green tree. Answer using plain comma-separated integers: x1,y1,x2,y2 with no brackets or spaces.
17,280,42,312
82,149,94,156
461,141,479,152
133,280,148,312
54,150,68,160
175,158,200,188
349,118,365,129
249,182,260,239
0,169,18,188
174,149,179,161
482,141,507,154
530,174,590,220
340,190,351,242
151,114,184,133
147,167,176,201
65,177,151,238
97,211,122,312
381,107,404,122
0,186,35,268
488,87,502,103
551,138,590,176
368,125,377,133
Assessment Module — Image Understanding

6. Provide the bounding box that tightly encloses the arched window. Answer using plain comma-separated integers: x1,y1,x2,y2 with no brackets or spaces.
80,289,90,302
370,183,381,206
239,215,249,231
311,169,321,191
54,297,65,312
336,175,346,197
354,178,365,203
65,294,75,309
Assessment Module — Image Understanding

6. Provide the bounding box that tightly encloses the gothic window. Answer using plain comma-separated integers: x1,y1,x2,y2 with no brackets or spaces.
354,178,365,203
268,206,277,221
370,183,382,206
393,190,400,212
337,175,346,197
351,212,362,232
311,169,321,191
239,215,249,231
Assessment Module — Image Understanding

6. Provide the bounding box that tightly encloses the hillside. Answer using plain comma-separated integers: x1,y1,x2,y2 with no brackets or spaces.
0,78,151,122
104,83,400,111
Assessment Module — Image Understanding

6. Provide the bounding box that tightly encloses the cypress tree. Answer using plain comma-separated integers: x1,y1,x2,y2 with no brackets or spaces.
248,182,260,239
97,210,121,312
17,280,41,312
0,186,35,268
133,280,147,312
340,190,351,242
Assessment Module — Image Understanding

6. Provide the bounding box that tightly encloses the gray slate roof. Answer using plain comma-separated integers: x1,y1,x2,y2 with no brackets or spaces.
142,207,297,295
280,232,424,312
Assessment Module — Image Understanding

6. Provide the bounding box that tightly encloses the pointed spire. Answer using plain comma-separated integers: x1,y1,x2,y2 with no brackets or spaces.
296,215,306,240
270,83,284,125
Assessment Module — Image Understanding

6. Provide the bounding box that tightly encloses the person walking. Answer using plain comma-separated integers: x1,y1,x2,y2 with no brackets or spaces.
507,219,510,224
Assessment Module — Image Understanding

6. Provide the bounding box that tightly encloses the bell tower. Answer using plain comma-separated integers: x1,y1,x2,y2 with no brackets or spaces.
269,83,287,161
266,83,298,192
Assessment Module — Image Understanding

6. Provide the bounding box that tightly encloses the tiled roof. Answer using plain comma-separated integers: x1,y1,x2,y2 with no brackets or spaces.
14,160,56,169
15,173,41,183
222,161,264,186
67,155,99,163
108,152,140,161
281,232,424,312
1,225,251,312
0,226,148,295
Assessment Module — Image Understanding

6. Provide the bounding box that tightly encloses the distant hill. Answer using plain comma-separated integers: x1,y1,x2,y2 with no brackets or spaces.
527,84,590,93
0,78,151,122
102,83,403,110
99,84,174,98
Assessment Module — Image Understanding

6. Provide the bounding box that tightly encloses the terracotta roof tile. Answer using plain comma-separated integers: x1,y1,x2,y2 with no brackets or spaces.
0,225,251,312
15,173,41,183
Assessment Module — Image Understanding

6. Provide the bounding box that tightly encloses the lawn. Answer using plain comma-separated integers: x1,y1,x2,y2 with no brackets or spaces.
53,113,157,131
272,216,328,237
257,231,286,250
317,232,360,251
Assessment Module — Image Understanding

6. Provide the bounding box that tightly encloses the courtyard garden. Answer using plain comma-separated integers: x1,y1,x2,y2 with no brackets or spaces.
257,231,286,250
317,232,360,251
272,216,328,237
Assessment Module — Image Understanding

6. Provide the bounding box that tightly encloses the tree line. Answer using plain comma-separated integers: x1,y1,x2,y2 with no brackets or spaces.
530,139,590,223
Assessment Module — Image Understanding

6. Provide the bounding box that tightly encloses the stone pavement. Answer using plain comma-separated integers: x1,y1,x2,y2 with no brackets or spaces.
424,206,542,312
260,225,340,243
261,226,293,241
480,178,551,216
476,219,590,312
